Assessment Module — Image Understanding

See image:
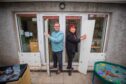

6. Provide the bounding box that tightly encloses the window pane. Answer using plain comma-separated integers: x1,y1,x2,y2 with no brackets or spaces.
17,14,39,52
88,14,108,52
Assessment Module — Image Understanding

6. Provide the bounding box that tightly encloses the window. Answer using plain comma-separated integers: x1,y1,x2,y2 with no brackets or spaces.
88,14,108,52
17,14,39,52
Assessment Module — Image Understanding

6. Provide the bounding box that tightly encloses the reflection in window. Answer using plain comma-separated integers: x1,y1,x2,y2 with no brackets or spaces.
88,14,108,52
17,14,39,52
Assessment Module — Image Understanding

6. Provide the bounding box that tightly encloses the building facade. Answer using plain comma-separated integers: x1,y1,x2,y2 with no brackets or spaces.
0,1,126,74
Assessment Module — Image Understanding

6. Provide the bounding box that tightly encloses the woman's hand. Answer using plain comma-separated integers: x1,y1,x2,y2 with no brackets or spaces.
80,34,86,40
44,32,50,38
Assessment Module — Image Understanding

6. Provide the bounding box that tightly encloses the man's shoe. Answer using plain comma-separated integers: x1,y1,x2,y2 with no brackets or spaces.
50,66,57,69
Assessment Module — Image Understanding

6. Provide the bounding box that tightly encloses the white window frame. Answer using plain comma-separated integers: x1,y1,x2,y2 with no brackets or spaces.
15,12,110,70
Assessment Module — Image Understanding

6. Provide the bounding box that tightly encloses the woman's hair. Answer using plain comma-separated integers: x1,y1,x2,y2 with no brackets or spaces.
69,24,76,29
68,24,77,34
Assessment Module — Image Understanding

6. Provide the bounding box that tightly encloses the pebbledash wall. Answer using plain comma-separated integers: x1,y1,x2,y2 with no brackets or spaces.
0,2,126,67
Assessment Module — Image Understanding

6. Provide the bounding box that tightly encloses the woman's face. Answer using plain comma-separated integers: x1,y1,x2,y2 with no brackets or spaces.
69,27,76,33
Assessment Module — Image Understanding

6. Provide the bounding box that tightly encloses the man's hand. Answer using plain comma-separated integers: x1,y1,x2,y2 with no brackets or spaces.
44,32,50,38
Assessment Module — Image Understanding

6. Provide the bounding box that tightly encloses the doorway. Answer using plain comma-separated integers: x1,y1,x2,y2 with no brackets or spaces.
42,15,82,65
40,13,96,75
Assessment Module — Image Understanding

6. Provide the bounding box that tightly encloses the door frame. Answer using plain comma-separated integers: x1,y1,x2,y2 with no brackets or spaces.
15,12,110,71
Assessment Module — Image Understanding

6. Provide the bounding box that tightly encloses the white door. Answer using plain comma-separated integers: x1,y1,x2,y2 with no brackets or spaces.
16,13,41,70
88,14,109,70
78,19,95,74
44,19,50,75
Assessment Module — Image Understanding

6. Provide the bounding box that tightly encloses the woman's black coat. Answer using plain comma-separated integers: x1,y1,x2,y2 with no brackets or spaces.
66,32,80,53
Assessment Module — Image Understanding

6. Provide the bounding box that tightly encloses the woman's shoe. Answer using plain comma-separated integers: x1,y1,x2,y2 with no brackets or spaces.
67,67,70,69
67,67,74,70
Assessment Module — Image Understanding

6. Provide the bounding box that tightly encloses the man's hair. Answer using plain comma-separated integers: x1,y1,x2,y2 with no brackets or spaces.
54,22,60,27
55,22,59,24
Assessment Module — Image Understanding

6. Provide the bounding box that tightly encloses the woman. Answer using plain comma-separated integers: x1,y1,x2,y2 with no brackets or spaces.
66,24,86,70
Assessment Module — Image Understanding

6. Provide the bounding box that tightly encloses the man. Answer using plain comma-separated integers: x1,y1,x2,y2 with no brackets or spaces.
44,22,64,73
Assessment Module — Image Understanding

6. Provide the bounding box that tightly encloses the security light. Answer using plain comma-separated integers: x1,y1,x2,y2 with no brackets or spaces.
59,2,65,10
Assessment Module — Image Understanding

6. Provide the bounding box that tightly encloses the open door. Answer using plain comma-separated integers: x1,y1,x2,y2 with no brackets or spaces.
43,16,59,76
78,20,95,74
44,19,50,76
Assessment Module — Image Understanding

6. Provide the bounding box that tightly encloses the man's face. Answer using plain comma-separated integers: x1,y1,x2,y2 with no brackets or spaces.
54,23,60,31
